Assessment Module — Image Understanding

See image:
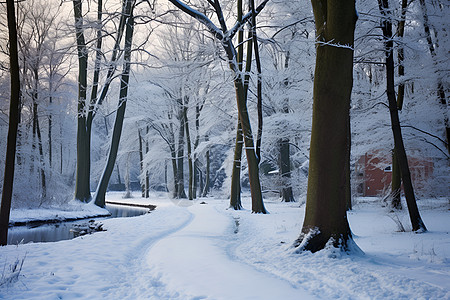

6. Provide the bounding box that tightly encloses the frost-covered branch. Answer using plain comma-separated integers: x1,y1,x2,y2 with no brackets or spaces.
226,0,270,41
316,39,354,51
167,0,223,40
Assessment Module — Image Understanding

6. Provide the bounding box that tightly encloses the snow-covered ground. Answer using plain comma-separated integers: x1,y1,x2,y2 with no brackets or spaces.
1,192,449,299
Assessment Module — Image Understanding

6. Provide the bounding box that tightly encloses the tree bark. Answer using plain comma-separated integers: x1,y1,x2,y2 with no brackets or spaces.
230,121,243,209
294,0,357,252
390,0,408,209
73,0,91,202
33,102,47,199
229,0,245,209
391,148,402,209
378,0,427,232
0,0,21,246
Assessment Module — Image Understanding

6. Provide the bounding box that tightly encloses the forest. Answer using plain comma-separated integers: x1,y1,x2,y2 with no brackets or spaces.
0,0,449,298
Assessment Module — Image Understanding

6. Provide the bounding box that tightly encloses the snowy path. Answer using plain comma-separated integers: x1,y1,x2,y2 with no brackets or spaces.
1,195,449,299
145,203,316,300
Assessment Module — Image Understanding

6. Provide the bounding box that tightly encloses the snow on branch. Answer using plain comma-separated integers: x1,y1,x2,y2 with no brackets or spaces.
226,0,270,41
316,39,354,51
168,0,270,43
167,0,224,40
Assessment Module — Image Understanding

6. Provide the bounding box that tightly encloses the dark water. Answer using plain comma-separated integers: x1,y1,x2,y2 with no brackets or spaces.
7,204,150,245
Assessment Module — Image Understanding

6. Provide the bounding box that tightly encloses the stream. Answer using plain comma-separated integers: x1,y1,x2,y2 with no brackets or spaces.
7,203,151,245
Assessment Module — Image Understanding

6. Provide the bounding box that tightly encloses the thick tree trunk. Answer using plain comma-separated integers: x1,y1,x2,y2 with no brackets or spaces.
0,0,21,246
294,0,357,252
94,3,134,207
379,0,427,232
235,81,266,213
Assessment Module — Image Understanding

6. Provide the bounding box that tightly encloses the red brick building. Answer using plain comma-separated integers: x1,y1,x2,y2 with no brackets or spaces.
355,152,434,196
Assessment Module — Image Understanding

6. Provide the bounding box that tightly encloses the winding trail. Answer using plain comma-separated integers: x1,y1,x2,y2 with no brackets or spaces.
145,203,316,300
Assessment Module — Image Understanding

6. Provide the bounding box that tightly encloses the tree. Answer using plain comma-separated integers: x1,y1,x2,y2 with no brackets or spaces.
94,0,136,207
378,0,427,232
294,0,357,252
0,0,21,246
168,0,268,213
73,0,133,202
279,52,295,203
229,0,248,210
417,0,449,155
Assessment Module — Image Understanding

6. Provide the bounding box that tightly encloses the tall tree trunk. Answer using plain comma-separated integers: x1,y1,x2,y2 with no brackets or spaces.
193,103,201,198
48,95,53,169
280,52,295,203
202,136,210,197
184,104,194,200
73,0,91,202
0,0,21,246
171,145,178,198
250,0,263,163
391,0,408,209
138,127,145,197
378,0,427,232
294,0,357,252
176,104,187,199
34,102,47,199
145,126,150,197
229,0,245,209
235,80,266,213
94,2,135,207
32,66,47,200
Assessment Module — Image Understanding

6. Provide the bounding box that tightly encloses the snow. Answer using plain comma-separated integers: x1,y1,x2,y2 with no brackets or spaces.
8,201,109,225
1,192,449,299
